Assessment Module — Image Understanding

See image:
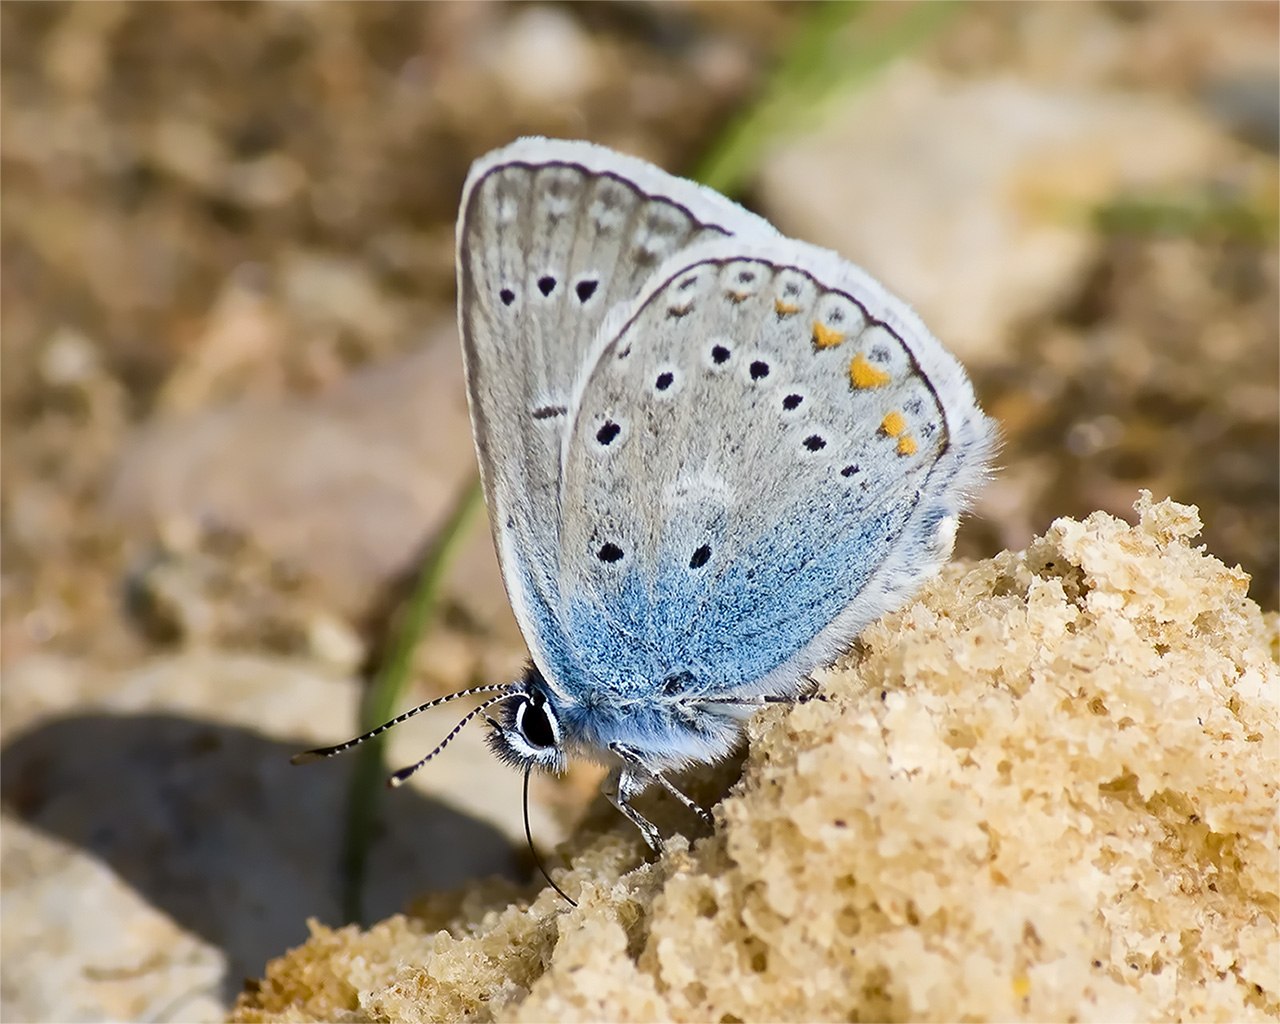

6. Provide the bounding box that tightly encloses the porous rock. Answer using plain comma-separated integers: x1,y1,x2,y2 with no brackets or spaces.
235,494,1279,1022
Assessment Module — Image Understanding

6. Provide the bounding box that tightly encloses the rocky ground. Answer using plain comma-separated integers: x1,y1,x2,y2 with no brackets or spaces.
1,3,1276,1021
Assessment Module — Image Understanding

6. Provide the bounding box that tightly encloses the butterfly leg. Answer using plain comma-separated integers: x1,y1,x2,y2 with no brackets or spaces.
603,764,665,852
609,742,714,830
694,687,829,709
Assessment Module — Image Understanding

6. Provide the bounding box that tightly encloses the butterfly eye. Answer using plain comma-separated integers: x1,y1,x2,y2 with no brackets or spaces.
515,696,558,749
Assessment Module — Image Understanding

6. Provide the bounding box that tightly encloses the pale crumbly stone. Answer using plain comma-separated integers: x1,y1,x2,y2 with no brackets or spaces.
235,494,1279,1022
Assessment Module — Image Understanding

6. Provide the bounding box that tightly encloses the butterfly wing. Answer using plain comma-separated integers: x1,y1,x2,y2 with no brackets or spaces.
555,237,995,707
456,138,776,689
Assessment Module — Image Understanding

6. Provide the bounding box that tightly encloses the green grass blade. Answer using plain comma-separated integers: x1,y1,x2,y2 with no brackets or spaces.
340,474,486,923
694,0,958,195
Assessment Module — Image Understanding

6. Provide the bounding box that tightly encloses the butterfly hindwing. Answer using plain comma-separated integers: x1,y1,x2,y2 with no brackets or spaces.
555,238,995,703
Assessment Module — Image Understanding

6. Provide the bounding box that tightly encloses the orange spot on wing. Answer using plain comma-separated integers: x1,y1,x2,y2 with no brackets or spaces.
775,298,800,316
728,290,750,304
896,434,918,457
849,352,891,389
880,410,907,437
812,321,845,349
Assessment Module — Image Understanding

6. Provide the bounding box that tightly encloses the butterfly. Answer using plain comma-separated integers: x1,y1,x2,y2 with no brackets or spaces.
294,138,995,880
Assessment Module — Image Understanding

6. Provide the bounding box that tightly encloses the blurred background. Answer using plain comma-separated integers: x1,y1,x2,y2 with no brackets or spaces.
1,2,1276,1020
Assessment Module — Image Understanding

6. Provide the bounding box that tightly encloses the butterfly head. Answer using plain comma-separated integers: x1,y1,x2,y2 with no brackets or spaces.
487,666,568,774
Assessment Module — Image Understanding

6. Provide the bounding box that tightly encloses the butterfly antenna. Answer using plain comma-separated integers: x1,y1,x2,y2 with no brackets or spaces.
386,692,519,787
290,683,518,765
525,766,577,908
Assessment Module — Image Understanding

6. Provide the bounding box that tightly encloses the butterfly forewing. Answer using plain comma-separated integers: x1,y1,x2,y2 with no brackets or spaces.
456,139,775,687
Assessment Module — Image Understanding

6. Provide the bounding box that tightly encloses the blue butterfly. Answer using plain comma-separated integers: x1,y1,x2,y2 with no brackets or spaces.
295,138,994,876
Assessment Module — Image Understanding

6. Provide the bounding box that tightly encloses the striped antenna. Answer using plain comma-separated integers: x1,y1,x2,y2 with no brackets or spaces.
290,683,519,765
387,692,519,787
